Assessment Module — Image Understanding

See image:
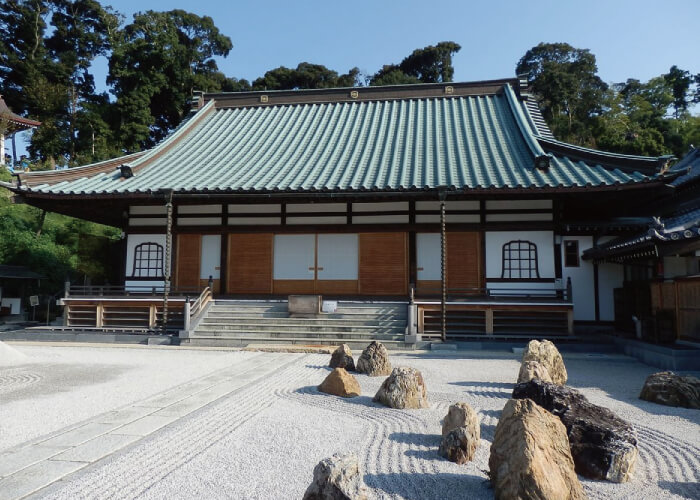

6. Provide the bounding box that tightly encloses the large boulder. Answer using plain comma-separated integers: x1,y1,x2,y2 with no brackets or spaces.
513,379,638,482
329,344,355,371
356,341,392,377
639,371,700,409
318,368,361,398
439,402,480,464
303,453,367,500
522,339,567,385
517,360,553,384
489,398,586,500
373,367,429,409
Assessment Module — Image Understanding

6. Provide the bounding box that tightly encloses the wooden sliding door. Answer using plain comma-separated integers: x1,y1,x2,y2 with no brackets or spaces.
227,233,273,294
359,232,408,295
174,234,201,289
416,231,482,294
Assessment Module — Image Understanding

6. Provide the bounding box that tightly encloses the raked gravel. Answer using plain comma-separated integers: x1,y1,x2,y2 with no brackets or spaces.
0,343,255,451
3,346,699,499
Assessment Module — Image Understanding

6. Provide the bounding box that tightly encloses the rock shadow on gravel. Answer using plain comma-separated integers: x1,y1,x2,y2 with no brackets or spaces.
450,381,514,389
657,481,700,499
389,431,440,446
293,386,381,408
364,471,490,500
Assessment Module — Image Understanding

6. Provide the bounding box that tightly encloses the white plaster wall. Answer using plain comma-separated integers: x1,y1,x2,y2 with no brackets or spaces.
178,204,222,214
317,234,358,280
416,233,441,280
273,235,314,280
485,200,552,210
228,204,281,214
130,206,167,215
125,234,167,278
663,256,691,278
561,236,595,321
228,216,281,225
598,263,624,321
125,280,165,291
287,216,347,225
485,231,554,280
286,203,346,213
200,235,221,279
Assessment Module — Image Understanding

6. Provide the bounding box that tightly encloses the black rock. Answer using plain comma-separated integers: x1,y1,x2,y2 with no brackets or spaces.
512,379,638,482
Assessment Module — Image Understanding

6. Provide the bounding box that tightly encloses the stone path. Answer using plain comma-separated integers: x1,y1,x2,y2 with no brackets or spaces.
0,352,303,499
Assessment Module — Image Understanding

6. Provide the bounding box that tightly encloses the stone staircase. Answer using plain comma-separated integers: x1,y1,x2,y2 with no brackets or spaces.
181,300,411,348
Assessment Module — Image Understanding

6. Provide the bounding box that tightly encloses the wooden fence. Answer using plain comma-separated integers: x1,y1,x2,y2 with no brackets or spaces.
650,276,700,341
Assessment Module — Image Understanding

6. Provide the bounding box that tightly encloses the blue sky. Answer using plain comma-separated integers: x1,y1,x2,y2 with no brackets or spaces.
12,0,700,157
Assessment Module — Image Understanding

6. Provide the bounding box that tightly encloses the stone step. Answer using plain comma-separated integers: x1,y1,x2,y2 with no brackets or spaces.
181,337,411,349
200,317,406,327
190,330,405,341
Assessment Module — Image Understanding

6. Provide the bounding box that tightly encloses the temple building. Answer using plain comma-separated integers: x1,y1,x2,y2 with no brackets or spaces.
2,78,696,345
0,96,41,167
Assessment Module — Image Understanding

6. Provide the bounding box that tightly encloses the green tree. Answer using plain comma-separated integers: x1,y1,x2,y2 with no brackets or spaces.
108,9,235,150
252,62,360,90
370,41,461,86
664,65,692,118
516,42,607,145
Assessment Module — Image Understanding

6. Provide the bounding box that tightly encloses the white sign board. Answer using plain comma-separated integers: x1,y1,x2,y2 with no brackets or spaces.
30,295,39,306
321,300,338,313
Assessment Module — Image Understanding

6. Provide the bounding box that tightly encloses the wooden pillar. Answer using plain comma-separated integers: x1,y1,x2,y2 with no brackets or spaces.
485,308,494,335
95,303,104,328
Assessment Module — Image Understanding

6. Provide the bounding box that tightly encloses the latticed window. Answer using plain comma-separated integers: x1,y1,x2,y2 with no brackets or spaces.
501,240,539,279
132,242,164,277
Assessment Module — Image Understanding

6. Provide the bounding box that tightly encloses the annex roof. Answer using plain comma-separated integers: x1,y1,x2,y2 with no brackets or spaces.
0,96,41,132
5,79,674,197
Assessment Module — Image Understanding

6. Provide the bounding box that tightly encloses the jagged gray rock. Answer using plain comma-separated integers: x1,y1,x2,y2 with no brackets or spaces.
373,367,429,409
513,378,638,482
439,402,480,464
329,344,355,371
356,341,391,377
489,398,586,500
639,371,700,409
517,359,553,384
302,453,367,500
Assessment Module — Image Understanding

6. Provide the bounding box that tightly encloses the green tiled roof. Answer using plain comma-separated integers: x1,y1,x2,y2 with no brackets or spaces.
11,83,666,196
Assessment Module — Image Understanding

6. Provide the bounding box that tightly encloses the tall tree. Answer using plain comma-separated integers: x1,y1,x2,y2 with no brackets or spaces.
663,65,692,118
252,62,360,90
108,9,234,150
370,41,461,86
516,42,607,145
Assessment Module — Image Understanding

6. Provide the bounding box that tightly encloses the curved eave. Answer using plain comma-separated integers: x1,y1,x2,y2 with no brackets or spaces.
9,177,671,201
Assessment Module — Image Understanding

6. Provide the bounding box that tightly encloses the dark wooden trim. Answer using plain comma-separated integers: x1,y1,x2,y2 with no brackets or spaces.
175,213,224,219
408,231,417,286
486,278,557,283
281,202,287,225
220,205,229,295
346,202,352,225
127,213,168,219
554,242,563,280
593,235,600,322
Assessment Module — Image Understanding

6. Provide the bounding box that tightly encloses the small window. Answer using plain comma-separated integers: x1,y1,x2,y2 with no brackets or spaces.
501,240,540,279
132,242,164,277
564,240,580,267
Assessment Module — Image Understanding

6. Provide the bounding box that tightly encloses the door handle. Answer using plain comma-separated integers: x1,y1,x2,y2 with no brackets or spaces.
317,267,324,271
308,267,315,270
417,267,424,271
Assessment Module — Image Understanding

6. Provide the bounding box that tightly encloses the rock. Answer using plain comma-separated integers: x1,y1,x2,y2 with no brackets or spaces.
513,379,638,482
356,341,391,377
489,398,586,500
318,368,361,398
303,453,367,500
522,339,568,385
329,344,355,371
373,367,429,409
639,371,700,409
517,360,553,384
439,402,480,464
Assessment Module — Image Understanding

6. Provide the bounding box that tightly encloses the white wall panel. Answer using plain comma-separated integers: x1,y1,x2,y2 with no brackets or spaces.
177,217,221,226
562,236,595,321
125,234,167,278
353,215,409,224
129,218,166,226
352,202,408,212
286,216,347,225
228,204,281,214
273,234,315,280
228,217,281,225
416,233,441,280
178,204,222,214
485,231,554,279
130,206,167,215
486,213,553,222
200,235,221,279
286,203,346,213
317,234,358,280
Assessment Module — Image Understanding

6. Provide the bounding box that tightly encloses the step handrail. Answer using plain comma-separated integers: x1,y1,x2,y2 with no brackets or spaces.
183,287,212,332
